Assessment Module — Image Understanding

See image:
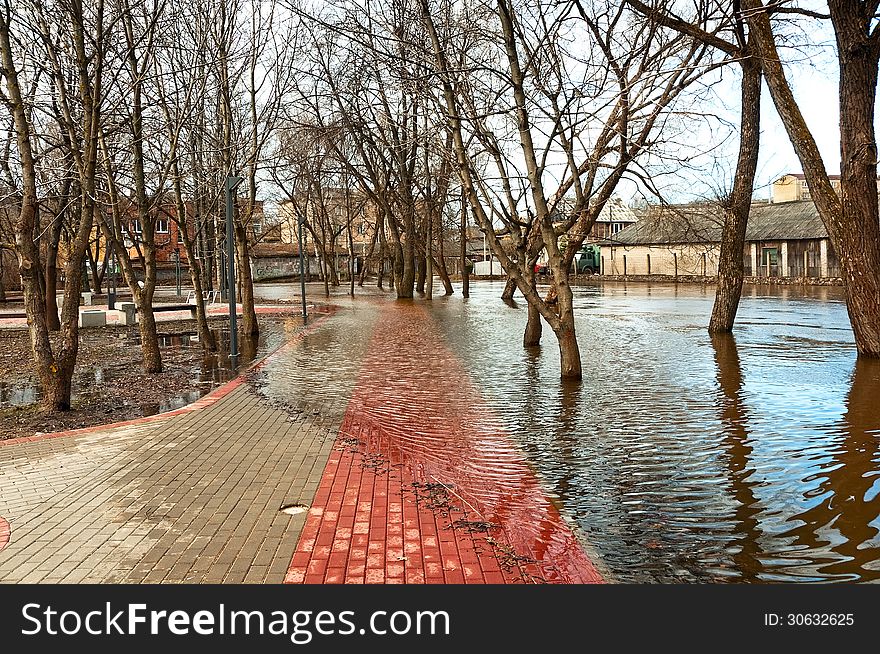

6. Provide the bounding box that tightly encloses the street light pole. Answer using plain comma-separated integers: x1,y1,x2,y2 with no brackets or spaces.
108,249,117,310
226,175,243,360
297,209,307,322
174,248,181,297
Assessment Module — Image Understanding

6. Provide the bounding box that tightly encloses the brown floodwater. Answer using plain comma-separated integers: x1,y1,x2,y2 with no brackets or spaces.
254,281,880,583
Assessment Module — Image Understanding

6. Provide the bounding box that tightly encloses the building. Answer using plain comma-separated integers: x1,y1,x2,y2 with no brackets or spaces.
771,174,840,203
771,172,880,203
535,196,638,269
554,196,639,240
600,201,840,279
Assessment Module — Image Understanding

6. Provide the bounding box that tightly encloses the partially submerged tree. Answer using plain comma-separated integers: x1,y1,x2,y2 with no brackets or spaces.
627,0,762,334
742,0,880,355
421,0,711,378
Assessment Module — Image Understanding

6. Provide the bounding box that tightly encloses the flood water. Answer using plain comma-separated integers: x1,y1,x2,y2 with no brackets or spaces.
256,281,880,583
0,321,301,414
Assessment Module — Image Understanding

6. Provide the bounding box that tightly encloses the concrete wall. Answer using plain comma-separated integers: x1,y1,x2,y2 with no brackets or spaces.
473,258,503,276
771,175,802,203
251,255,316,282
600,238,838,279
601,244,719,277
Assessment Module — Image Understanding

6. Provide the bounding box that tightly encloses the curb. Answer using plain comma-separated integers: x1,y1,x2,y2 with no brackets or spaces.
0,516,9,552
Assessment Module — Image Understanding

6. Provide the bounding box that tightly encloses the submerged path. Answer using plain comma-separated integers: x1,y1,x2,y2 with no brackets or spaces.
0,299,603,583
285,302,602,584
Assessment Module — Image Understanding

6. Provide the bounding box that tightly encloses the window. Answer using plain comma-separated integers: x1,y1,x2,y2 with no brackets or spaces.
801,180,809,189
761,247,778,266
156,218,169,234
131,218,142,234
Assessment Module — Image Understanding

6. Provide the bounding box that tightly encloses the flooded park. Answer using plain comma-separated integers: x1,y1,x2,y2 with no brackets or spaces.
2,279,878,584
253,280,880,583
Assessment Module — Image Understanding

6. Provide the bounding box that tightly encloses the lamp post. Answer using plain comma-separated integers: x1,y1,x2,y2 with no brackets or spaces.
226,175,243,360
174,247,181,297
297,209,307,322
108,249,117,309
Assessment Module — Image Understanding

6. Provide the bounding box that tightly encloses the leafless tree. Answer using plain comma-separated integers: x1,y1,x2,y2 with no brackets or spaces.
742,0,880,357
0,0,109,410
420,0,711,377
627,0,762,334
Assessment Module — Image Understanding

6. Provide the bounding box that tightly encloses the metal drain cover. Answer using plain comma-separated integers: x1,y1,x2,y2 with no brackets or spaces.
279,504,309,516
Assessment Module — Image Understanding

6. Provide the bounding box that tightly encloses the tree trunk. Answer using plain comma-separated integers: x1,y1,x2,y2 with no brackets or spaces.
416,247,427,295
87,243,101,294
2,14,73,412
556,296,581,380
398,213,416,298
329,237,340,287
322,248,330,298
745,0,880,354
524,286,542,347
424,208,432,298
138,306,162,373
44,215,62,331
348,222,356,297
178,210,216,352
187,255,216,352
234,222,259,337
41,368,74,413
709,60,761,333
501,277,516,301
836,18,880,354
461,189,469,298
434,213,453,295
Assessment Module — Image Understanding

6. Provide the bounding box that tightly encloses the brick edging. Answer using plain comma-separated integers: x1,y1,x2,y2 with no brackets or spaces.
0,516,9,552
0,308,336,447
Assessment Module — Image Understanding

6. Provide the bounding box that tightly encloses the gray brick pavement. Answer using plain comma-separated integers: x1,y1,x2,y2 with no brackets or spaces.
0,384,338,584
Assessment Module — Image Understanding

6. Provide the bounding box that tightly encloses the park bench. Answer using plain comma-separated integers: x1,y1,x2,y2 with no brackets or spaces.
149,304,198,315
117,302,198,326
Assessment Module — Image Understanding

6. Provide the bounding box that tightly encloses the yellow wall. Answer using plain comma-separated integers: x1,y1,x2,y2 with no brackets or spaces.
771,175,802,203
601,244,720,276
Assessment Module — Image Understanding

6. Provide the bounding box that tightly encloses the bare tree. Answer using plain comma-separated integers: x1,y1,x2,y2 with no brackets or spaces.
0,0,108,410
97,0,169,373
742,0,880,355
627,0,762,334
153,5,218,351
421,0,710,377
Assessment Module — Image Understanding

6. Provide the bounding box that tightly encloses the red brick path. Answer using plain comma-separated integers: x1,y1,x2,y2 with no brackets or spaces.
286,303,603,584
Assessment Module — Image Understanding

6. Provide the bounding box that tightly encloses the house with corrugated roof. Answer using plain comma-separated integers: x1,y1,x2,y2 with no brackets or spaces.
599,201,839,279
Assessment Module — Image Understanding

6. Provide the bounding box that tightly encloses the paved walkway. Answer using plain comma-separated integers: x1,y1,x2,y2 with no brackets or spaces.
0,302,310,329
0,382,336,583
0,300,605,584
